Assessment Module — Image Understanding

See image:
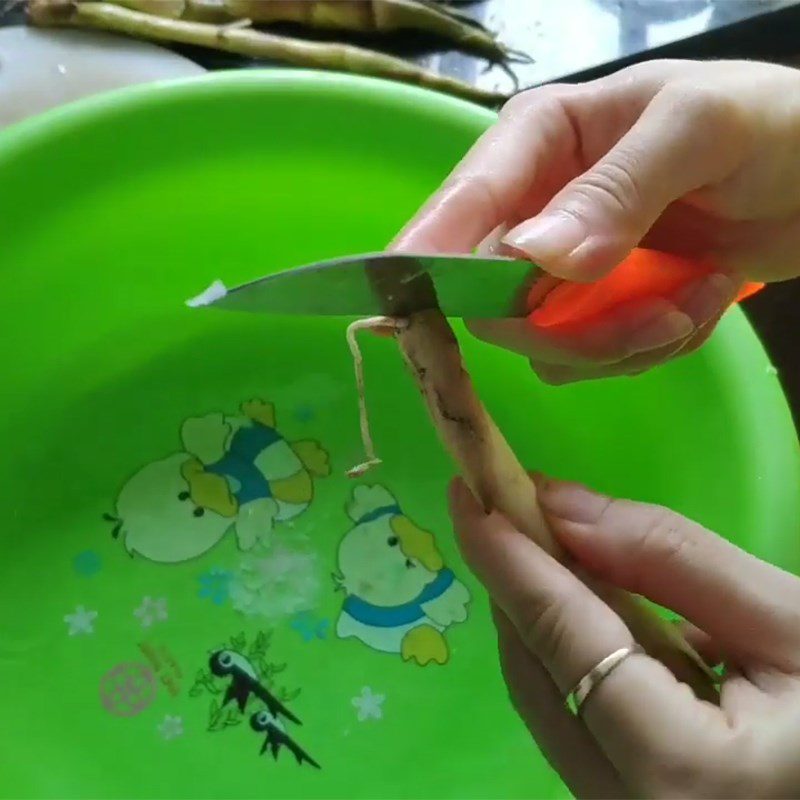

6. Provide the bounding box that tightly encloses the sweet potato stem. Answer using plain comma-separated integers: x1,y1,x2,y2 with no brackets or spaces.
111,0,184,18
28,0,509,107
224,0,527,63
397,311,555,545
393,310,718,702
93,0,531,64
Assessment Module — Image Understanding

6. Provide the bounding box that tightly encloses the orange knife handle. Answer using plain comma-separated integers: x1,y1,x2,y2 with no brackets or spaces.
527,248,763,329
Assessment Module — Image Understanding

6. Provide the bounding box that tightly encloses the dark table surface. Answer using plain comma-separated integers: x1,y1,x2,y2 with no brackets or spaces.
4,0,799,428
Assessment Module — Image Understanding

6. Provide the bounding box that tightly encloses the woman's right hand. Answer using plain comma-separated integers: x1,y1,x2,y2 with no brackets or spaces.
393,60,800,383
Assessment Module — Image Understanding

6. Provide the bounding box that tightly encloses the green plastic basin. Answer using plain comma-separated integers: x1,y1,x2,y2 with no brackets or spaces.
0,70,797,800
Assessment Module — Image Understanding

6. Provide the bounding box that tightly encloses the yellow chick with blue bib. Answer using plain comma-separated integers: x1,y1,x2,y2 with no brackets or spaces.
334,485,470,665
110,399,329,563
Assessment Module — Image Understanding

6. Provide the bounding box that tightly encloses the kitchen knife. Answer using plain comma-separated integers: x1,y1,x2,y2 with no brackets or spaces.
187,252,548,319
188,249,763,324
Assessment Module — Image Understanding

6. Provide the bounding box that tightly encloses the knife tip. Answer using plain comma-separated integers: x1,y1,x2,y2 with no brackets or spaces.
186,279,228,308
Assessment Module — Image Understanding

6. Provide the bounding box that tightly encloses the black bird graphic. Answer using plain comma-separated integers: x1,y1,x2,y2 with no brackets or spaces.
209,649,300,724
250,709,320,770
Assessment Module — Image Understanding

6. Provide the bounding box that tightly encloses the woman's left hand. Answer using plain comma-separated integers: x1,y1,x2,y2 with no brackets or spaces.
449,477,800,799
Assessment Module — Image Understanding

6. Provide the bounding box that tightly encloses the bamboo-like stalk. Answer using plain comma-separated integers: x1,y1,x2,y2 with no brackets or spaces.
28,0,509,107
111,0,184,18
397,312,553,547
394,310,718,702
94,0,530,63
224,0,527,63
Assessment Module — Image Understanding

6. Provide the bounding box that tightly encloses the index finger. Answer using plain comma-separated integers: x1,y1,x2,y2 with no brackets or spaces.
448,479,729,786
390,63,676,256
390,88,578,254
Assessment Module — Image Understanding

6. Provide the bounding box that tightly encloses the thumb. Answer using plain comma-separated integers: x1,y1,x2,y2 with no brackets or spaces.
538,478,800,670
503,88,745,281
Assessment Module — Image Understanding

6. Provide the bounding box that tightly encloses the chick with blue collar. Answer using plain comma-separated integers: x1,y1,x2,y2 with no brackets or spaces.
113,399,329,563
334,485,470,665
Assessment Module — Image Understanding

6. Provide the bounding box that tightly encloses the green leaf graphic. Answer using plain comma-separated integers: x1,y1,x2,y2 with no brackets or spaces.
207,699,225,732
224,707,242,727
278,686,301,703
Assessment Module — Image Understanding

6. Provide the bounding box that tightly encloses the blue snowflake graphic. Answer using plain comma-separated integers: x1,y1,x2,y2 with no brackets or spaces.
72,550,102,577
290,611,329,642
197,568,232,606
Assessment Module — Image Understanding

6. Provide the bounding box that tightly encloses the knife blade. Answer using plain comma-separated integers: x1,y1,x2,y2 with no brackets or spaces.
188,248,767,326
187,252,547,319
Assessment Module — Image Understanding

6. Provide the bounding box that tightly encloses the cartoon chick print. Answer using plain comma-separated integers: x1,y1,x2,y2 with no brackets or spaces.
110,400,329,563
334,485,470,666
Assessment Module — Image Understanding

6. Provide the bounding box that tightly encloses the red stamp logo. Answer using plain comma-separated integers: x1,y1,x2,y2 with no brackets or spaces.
99,662,157,717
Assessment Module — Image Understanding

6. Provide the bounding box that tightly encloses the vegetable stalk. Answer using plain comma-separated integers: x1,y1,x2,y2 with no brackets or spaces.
107,0,529,64
223,0,528,63
28,0,509,106
378,309,718,701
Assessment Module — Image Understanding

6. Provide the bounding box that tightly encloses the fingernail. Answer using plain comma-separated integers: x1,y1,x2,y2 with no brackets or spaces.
503,212,586,262
678,272,736,326
630,310,694,353
538,480,609,524
476,222,510,257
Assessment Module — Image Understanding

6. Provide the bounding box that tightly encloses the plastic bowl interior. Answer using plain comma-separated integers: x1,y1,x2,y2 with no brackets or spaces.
0,70,798,800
